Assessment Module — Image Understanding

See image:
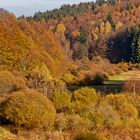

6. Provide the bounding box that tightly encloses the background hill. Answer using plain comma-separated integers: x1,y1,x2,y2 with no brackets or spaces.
25,0,140,63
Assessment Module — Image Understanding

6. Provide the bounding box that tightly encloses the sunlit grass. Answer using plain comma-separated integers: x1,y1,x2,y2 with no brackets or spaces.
109,71,140,81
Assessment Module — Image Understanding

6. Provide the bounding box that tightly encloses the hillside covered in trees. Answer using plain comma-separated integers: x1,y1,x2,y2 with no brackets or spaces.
0,0,140,139
25,0,140,63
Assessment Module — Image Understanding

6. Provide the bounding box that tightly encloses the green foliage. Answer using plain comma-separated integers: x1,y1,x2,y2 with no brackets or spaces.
26,0,121,22
1,90,56,129
78,30,88,44
125,26,140,63
30,3,93,21
74,132,107,140
106,14,116,29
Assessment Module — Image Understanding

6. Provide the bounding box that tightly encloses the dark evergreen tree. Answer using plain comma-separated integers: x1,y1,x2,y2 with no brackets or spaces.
78,30,88,44
106,14,116,29
124,26,140,63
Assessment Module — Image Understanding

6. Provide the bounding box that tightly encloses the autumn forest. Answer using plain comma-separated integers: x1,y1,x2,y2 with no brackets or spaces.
0,0,140,139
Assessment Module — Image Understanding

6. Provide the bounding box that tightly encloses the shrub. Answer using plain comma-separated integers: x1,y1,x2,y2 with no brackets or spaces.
82,109,104,129
54,114,90,132
72,87,99,113
73,87,98,105
0,70,26,94
93,73,108,85
27,62,52,94
81,74,95,86
74,132,107,140
126,95,140,116
54,113,67,131
104,94,138,121
66,114,90,131
52,92,72,113
1,90,56,129
82,102,121,129
62,73,77,85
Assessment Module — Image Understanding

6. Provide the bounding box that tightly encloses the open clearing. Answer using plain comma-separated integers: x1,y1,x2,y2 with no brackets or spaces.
69,70,140,94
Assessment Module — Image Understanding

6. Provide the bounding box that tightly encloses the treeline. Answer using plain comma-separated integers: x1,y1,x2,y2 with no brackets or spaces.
23,0,125,22
20,0,140,63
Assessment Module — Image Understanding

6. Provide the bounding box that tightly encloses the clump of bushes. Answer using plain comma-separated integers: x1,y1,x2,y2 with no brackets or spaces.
103,94,138,121
126,94,140,116
72,87,99,113
82,102,121,129
74,132,107,140
1,90,56,129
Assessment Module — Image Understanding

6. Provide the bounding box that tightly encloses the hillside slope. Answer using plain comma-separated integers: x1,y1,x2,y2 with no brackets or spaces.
27,0,140,62
0,9,70,78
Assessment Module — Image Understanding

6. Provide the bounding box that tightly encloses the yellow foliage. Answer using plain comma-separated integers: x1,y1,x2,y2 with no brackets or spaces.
92,27,99,40
55,23,66,35
0,127,23,140
94,27,100,34
104,21,112,34
62,73,76,85
104,94,138,121
52,92,71,112
72,87,99,109
2,90,56,129
100,22,105,34
32,62,52,81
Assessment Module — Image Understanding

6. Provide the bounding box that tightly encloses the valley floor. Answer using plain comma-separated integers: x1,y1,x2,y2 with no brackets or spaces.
69,70,140,94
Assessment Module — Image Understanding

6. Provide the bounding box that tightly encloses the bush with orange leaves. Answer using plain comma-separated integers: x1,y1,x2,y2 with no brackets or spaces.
0,70,27,94
1,90,56,129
